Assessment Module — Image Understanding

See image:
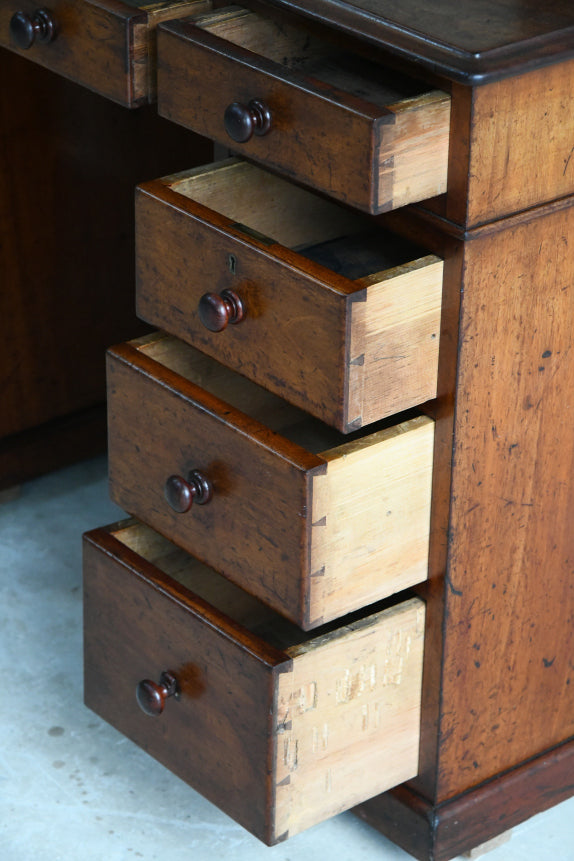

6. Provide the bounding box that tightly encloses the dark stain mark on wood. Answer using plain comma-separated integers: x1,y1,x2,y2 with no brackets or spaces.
445,572,463,597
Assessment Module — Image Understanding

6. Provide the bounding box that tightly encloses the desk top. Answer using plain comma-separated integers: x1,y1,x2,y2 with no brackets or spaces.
264,0,574,83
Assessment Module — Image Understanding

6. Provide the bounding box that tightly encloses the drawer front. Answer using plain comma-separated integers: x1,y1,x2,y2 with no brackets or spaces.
0,0,210,106
84,520,425,843
83,522,286,844
107,334,434,628
156,8,450,213
136,160,443,432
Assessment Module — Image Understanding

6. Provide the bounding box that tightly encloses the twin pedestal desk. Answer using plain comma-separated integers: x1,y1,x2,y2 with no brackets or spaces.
2,1,573,858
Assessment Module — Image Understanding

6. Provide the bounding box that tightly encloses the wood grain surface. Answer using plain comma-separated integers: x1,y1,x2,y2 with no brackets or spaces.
436,202,574,799
465,58,574,225
356,738,574,861
274,596,425,838
107,335,322,625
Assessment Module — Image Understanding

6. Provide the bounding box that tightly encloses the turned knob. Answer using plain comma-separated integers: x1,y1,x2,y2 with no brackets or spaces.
198,289,245,332
10,8,57,49
164,470,212,513
136,671,178,717
223,99,272,143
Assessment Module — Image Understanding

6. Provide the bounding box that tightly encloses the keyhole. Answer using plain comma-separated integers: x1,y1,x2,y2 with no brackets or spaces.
228,254,237,275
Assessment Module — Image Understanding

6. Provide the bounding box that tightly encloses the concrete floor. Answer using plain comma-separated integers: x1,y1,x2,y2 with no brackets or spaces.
1,456,572,861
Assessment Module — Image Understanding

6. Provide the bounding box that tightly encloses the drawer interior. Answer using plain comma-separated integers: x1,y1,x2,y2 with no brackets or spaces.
114,520,303,647
169,160,427,283
137,333,418,456
194,6,425,107
113,519,408,654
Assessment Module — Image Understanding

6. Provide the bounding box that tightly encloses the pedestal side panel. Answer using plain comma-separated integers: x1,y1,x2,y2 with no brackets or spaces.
438,204,574,799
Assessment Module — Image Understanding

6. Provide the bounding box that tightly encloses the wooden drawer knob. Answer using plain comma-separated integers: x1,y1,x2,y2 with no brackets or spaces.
224,99,272,143
164,471,212,513
198,289,245,332
10,8,57,49
136,671,178,717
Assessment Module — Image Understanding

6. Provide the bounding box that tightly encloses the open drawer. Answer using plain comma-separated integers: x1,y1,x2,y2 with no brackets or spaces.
0,0,210,106
136,159,443,432
156,5,451,212
107,332,434,628
84,519,425,843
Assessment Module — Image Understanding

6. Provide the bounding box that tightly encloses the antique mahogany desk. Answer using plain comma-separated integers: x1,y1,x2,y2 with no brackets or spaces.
1,2,573,859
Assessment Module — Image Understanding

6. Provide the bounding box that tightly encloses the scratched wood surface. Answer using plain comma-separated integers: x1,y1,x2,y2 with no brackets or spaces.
84,520,424,843
463,58,574,226
351,163,574,861
436,201,574,798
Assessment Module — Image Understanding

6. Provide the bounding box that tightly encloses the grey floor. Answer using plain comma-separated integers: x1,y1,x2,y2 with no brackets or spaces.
1,456,573,861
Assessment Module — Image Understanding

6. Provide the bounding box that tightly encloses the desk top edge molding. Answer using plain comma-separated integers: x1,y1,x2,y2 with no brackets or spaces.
257,0,574,84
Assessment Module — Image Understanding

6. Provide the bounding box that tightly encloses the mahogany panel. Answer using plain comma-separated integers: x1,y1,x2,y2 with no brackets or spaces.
437,203,574,799
0,48,211,467
409,247,464,800
0,405,106,492
465,57,574,225
356,178,574,856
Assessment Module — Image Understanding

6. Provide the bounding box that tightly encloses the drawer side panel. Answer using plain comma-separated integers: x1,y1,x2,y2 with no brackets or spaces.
347,257,443,428
273,598,425,838
308,416,434,625
378,92,451,212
